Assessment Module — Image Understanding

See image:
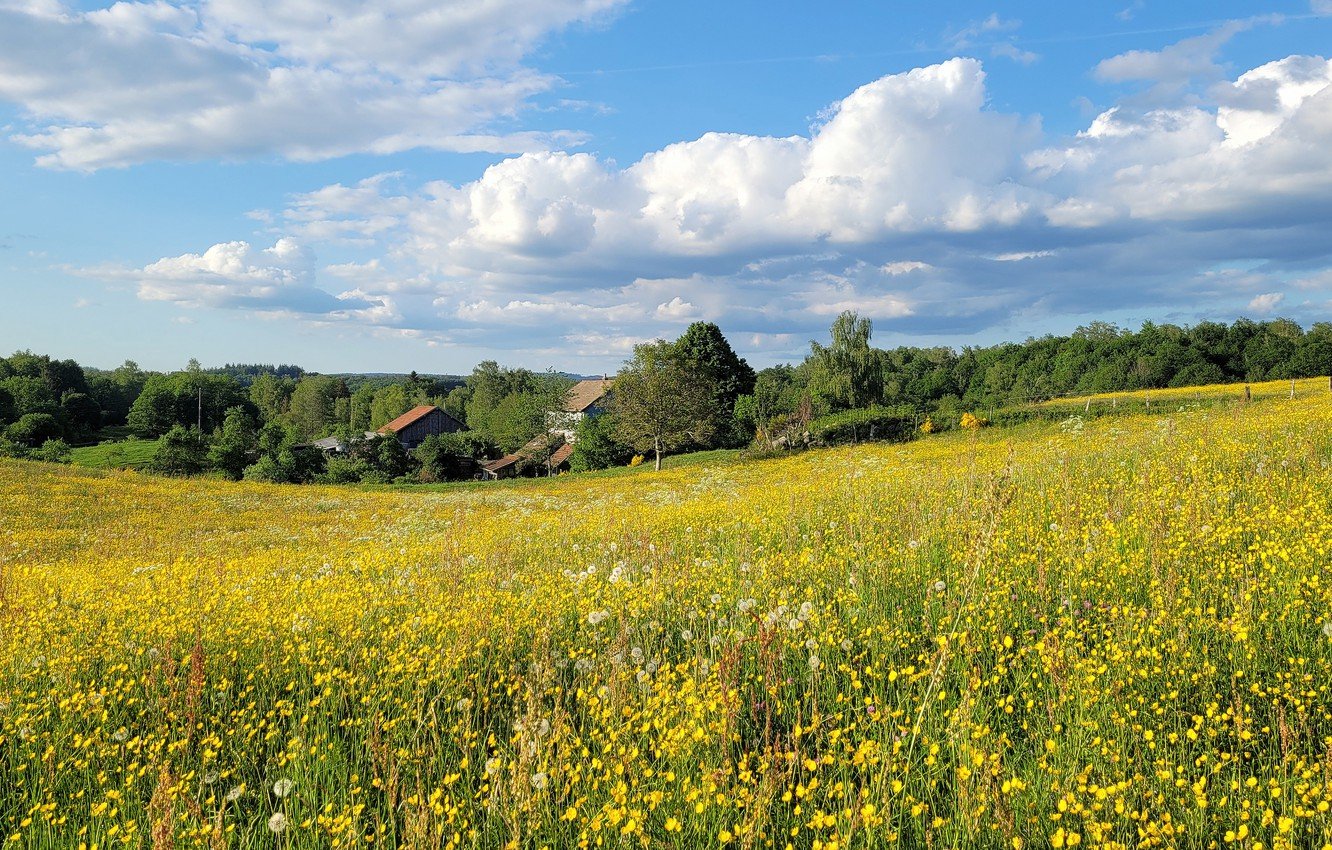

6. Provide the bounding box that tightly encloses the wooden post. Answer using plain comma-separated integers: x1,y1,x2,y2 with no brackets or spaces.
1145,390,1150,411
1112,396,1117,409
1244,385,1251,403
1290,378,1296,399
1084,397,1090,413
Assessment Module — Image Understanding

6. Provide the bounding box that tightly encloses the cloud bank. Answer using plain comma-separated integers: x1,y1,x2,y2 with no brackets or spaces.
99,41,1332,364
0,0,623,170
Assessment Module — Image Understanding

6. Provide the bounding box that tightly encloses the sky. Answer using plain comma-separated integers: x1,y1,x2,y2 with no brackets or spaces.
2,1,1332,374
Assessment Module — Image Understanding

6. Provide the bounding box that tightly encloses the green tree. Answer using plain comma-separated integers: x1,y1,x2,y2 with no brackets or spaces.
208,406,257,480
807,311,884,413
0,375,57,418
6,412,62,447
60,392,101,436
611,341,714,471
248,373,295,423
150,425,210,476
568,411,632,472
287,375,341,440
414,433,485,482
370,383,412,430
674,321,756,447
349,384,376,432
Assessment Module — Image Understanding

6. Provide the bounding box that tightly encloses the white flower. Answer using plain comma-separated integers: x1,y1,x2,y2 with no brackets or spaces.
455,698,472,711
680,629,693,641
272,778,295,798
1322,621,1332,639
840,639,853,652
224,786,244,803
530,772,549,791
808,655,822,671
485,757,502,776
587,610,609,626
111,727,129,743
203,770,220,785
267,812,288,834
788,618,802,631
932,580,947,593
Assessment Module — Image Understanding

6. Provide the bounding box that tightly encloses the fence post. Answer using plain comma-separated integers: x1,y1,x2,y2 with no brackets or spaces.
1084,397,1090,413
1145,390,1150,411
1244,385,1251,403
1112,396,1117,410
1290,378,1296,399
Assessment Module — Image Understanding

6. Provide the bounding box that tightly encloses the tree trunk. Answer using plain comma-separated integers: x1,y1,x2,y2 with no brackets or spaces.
654,435,661,471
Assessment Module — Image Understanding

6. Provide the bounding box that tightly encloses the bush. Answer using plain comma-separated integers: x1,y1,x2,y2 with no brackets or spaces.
569,414,632,472
808,405,915,446
149,425,210,476
7,412,62,447
33,438,72,463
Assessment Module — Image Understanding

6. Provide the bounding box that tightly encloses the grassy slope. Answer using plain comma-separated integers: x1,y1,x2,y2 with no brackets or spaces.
68,437,157,469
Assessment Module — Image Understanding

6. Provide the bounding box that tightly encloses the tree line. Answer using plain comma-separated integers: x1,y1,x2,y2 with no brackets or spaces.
3,315,1330,481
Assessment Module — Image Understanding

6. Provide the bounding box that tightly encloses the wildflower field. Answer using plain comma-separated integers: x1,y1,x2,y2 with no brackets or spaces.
6,391,1332,849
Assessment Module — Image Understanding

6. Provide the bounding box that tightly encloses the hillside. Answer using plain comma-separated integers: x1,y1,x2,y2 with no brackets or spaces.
4,390,1332,847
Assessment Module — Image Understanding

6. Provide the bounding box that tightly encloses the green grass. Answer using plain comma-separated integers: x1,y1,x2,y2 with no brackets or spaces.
69,437,157,470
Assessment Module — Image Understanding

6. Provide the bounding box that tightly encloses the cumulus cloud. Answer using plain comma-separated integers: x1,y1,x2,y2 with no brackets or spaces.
1248,292,1285,313
0,0,625,169
93,238,379,316
112,47,1332,365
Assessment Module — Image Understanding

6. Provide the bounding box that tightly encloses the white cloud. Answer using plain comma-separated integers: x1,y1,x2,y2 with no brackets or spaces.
1248,292,1285,313
108,48,1332,365
881,261,931,275
94,237,380,316
655,296,701,320
1093,23,1248,104
0,0,625,169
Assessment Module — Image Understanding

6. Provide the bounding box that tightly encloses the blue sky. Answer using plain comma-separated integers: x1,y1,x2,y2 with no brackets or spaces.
3,0,1332,373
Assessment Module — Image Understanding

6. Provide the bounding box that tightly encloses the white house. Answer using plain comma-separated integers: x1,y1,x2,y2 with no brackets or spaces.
548,378,613,441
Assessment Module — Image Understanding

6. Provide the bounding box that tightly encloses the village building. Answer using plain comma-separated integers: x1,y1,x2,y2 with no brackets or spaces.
479,435,574,480
377,404,463,450
548,378,614,442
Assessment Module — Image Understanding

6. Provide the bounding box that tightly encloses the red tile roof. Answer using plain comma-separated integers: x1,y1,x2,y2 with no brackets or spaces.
481,454,522,472
550,443,574,466
378,405,441,434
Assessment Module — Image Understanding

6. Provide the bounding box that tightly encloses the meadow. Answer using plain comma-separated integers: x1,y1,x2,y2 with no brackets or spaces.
5,389,1332,848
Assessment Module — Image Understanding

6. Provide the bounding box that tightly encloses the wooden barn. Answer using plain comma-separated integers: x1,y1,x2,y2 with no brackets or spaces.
377,405,463,450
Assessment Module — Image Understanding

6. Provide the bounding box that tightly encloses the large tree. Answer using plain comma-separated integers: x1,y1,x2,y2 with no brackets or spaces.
674,321,756,447
611,341,714,471
808,311,885,413
208,406,257,480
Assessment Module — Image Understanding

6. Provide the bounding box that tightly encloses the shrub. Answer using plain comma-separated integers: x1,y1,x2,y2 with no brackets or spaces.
33,438,72,463
808,405,915,446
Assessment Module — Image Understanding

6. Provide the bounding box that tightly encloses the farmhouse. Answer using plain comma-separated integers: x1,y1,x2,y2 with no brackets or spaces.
548,378,614,441
377,405,463,450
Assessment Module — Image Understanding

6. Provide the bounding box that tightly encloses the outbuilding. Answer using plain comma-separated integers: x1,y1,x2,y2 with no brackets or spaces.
377,405,463,450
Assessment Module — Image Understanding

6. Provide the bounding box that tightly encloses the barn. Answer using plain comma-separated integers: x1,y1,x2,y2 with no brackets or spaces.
377,405,463,450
